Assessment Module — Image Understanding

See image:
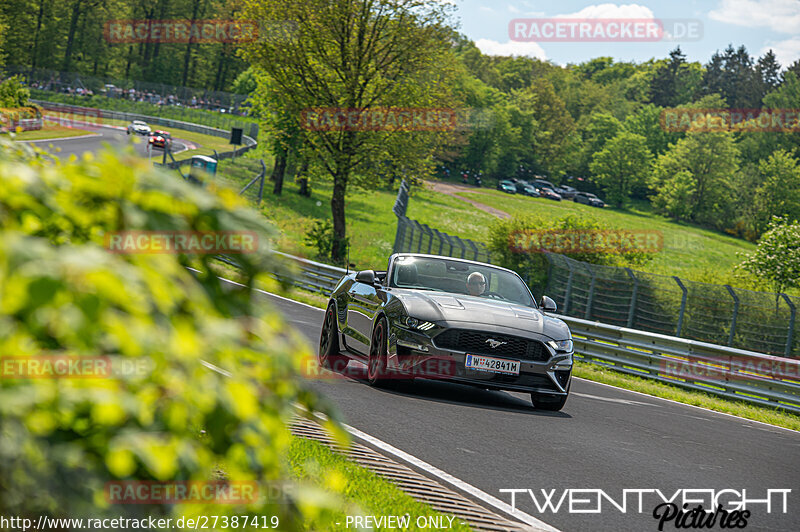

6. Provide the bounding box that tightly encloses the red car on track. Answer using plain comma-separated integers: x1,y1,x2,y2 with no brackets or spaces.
148,130,172,150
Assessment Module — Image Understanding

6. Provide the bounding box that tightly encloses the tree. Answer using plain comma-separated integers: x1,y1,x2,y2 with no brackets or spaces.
577,112,622,177
702,45,762,108
650,131,740,226
241,0,456,262
753,150,800,234
651,170,695,221
649,47,701,106
756,50,782,96
622,104,681,157
589,131,653,207
739,217,800,297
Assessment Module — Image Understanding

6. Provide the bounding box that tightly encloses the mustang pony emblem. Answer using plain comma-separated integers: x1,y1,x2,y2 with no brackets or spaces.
485,338,507,349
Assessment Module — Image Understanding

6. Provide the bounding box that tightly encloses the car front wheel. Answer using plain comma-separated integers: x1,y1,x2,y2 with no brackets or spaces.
531,392,568,411
367,318,389,386
319,304,348,372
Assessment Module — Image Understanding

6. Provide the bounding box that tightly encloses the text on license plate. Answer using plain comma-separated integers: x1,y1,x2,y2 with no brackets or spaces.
465,354,520,375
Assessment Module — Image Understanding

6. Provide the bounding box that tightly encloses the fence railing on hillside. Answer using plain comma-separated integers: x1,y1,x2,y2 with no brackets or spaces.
543,253,798,358
11,66,248,111
390,182,799,358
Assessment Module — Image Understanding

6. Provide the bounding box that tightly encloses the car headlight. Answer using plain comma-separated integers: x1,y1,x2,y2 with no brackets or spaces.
548,339,573,352
400,316,435,331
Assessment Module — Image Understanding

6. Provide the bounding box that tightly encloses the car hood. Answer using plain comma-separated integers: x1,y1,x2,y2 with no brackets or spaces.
391,289,570,340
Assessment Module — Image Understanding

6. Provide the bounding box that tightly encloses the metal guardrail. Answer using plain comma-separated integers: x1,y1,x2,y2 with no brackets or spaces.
271,251,346,294
563,315,800,413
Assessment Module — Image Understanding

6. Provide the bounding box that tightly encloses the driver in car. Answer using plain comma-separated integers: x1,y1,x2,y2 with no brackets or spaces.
466,271,487,297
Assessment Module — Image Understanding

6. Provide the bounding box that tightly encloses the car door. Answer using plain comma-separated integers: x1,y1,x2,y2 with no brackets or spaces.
344,278,381,355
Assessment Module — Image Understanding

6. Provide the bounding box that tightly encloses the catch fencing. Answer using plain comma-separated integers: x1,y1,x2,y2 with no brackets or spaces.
390,182,799,358
12,66,248,111
543,253,799,358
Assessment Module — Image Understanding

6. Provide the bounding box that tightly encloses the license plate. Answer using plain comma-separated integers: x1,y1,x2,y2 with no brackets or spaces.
465,354,520,375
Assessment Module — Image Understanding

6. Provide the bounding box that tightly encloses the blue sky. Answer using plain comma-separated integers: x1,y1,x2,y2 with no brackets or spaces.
447,0,800,68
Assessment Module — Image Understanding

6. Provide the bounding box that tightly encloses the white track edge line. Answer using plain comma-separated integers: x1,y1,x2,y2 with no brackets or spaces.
574,377,800,434
304,409,561,532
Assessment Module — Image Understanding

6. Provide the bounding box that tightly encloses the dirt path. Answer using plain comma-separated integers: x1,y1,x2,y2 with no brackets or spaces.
425,180,511,219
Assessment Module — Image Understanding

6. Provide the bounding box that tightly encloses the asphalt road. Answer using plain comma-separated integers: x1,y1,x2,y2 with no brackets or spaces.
266,292,800,532
22,126,188,161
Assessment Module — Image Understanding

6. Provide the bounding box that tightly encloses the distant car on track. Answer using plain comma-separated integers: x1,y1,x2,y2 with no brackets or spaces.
148,130,172,150
318,253,574,410
498,180,517,194
127,120,151,136
574,191,605,208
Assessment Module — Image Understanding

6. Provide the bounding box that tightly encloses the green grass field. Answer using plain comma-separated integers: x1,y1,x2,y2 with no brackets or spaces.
457,187,758,281
212,159,767,291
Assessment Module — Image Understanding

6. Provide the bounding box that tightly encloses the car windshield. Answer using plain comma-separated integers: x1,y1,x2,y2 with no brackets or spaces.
390,255,536,307
133,121,147,126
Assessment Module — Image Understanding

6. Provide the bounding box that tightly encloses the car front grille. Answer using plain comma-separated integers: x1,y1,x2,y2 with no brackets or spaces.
433,329,550,362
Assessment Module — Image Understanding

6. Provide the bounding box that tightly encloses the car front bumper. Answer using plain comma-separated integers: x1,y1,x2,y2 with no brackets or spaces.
389,325,572,395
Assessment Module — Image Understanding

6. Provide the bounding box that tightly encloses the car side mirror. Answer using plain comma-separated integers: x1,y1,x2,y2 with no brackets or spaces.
540,296,557,313
355,270,376,285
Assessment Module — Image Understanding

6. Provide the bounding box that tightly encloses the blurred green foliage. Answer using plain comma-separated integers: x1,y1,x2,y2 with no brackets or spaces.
0,138,344,526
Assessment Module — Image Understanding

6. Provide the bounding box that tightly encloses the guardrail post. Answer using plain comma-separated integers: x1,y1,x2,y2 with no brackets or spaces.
452,235,467,258
626,268,638,328
466,239,480,261
563,259,574,316
432,228,445,255
725,285,739,347
584,264,596,320
781,294,796,357
674,276,688,337
392,216,407,253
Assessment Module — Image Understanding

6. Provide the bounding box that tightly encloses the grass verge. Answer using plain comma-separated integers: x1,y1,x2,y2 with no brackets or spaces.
574,362,800,431
288,437,472,531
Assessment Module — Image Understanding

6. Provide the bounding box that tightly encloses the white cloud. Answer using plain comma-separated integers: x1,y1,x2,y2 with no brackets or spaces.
480,6,495,12
556,3,655,19
761,37,800,67
474,38,547,59
508,5,521,14
709,0,800,33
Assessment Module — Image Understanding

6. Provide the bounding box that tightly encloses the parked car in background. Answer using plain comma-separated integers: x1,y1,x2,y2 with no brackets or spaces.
127,120,151,136
574,192,605,208
532,178,557,191
498,180,517,194
514,180,529,193
555,185,577,199
148,130,172,150
539,187,562,201
520,185,541,197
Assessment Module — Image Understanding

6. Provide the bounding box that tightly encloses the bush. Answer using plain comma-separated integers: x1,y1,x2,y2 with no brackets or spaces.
488,214,653,294
0,139,343,525
304,219,349,265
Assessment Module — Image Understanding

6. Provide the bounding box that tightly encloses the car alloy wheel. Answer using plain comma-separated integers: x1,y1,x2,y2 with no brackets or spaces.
319,305,347,371
367,319,388,386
